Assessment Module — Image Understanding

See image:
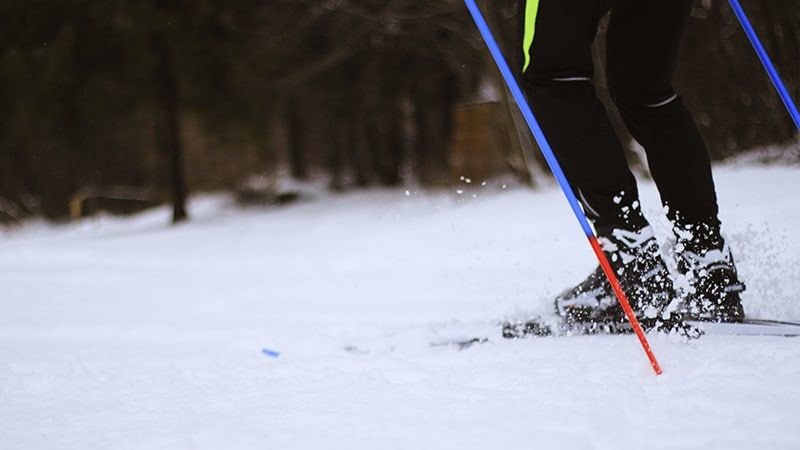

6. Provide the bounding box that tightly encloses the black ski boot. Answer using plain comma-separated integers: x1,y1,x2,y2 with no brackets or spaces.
674,224,746,322
553,226,679,333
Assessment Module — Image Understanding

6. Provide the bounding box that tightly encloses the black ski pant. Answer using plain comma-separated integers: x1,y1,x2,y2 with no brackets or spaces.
520,0,719,236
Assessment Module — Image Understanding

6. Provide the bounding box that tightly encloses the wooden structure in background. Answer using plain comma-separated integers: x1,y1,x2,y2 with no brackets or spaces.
448,101,513,183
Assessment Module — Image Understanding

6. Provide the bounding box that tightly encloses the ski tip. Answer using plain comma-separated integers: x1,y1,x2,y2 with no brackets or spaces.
430,337,489,350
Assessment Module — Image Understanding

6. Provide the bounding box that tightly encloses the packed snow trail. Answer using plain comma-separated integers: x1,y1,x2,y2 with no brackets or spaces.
1,165,799,449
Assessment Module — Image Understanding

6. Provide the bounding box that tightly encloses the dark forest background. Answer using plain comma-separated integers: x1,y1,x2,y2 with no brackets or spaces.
1,0,798,225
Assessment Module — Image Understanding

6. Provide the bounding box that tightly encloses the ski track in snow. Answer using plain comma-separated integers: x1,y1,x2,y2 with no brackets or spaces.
0,166,798,449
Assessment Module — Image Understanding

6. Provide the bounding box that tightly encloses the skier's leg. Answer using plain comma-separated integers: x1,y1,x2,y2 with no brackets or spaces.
606,0,745,321
520,0,647,235
605,0,718,230
520,0,678,330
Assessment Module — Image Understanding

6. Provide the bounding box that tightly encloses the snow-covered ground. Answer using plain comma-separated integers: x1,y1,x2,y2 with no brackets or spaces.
1,165,798,450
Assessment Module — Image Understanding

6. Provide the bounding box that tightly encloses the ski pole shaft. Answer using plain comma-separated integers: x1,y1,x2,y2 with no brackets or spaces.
464,0,662,375
728,0,800,131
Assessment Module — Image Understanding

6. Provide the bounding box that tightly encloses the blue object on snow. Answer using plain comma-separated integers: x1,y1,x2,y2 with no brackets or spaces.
729,0,800,131
261,348,280,358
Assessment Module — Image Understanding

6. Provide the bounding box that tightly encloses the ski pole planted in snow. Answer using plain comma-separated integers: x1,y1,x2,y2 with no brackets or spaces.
464,0,663,375
728,0,800,131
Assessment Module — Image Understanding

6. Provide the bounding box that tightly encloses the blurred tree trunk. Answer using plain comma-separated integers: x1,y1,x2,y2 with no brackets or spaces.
349,113,372,187
365,96,404,187
154,38,188,224
287,93,309,180
327,115,347,191
383,99,405,186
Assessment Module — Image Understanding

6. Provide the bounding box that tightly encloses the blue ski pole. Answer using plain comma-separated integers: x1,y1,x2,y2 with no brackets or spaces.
728,0,800,131
463,0,663,375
